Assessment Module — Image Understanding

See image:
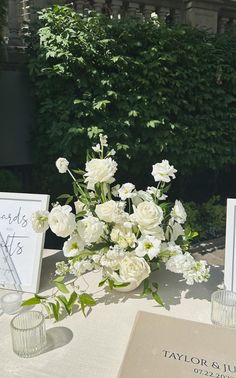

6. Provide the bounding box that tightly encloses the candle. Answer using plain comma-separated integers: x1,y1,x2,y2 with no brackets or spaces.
1,292,22,314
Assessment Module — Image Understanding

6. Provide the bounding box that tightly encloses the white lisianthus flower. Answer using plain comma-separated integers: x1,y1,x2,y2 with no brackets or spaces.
77,215,104,244
152,160,177,183
48,205,76,238
118,183,135,200
84,158,117,190
74,199,85,214
92,143,101,153
166,222,184,242
111,224,136,249
135,235,161,260
63,234,85,257
119,255,151,284
183,260,210,285
146,187,167,201
133,201,163,236
111,184,120,197
95,200,125,223
171,200,187,224
166,252,194,274
55,157,69,174
31,210,49,233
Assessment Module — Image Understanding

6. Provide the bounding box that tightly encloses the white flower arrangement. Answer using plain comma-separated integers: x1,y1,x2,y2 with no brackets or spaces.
24,134,210,319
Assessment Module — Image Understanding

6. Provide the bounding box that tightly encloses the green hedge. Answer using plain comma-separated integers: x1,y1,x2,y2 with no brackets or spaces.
27,6,236,198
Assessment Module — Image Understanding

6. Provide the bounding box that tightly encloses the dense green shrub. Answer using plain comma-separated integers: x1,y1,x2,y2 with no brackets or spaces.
0,0,6,41
27,6,236,198
0,169,23,192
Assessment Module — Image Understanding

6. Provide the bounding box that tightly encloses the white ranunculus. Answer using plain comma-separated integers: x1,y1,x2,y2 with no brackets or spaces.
171,200,187,224
48,205,76,238
95,200,125,223
119,255,151,284
74,199,85,214
84,158,117,190
77,215,104,244
118,183,135,200
152,160,177,183
110,224,136,249
31,210,49,233
135,235,161,260
133,201,163,235
63,234,85,257
55,157,69,174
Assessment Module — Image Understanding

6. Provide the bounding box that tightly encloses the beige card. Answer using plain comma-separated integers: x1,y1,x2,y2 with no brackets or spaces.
118,311,236,378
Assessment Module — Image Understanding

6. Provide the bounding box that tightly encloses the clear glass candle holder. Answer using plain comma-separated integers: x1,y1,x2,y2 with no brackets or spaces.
211,290,236,328
10,311,47,358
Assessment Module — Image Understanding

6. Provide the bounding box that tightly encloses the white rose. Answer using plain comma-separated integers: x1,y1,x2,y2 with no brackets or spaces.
63,234,85,257
77,215,104,244
84,158,117,190
95,200,125,223
74,199,85,214
133,201,163,235
118,183,135,200
152,160,177,182
31,210,49,233
55,157,69,174
119,255,151,284
171,200,187,224
48,205,76,238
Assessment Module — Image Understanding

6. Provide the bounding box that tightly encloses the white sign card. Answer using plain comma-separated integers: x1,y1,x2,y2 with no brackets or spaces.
0,192,49,293
224,198,236,292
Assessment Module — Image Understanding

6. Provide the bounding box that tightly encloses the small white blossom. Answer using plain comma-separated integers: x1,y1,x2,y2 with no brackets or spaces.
92,143,101,153
166,252,194,274
135,235,161,260
111,184,120,197
146,187,167,201
171,200,187,224
100,245,126,270
71,259,94,276
109,149,116,156
31,210,49,233
55,261,69,276
183,260,210,285
55,157,69,174
99,134,108,147
111,224,136,249
118,183,135,200
63,234,85,257
74,199,85,214
152,160,177,183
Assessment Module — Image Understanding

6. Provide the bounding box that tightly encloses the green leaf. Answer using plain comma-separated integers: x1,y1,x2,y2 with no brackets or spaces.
54,276,65,283
58,295,71,315
68,291,78,310
113,282,130,288
79,293,96,316
152,291,164,306
93,100,110,110
98,277,108,287
21,296,41,306
49,300,60,321
57,194,71,199
54,281,69,294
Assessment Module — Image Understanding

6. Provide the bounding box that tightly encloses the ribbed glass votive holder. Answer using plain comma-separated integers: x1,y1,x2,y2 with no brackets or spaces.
10,311,47,358
211,290,236,328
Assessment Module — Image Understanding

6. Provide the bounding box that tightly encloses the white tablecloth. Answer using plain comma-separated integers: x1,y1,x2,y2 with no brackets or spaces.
0,249,224,378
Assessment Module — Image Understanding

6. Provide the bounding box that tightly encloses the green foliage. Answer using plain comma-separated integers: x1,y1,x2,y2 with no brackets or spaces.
0,169,23,192
184,196,226,240
27,6,236,196
0,0,6,41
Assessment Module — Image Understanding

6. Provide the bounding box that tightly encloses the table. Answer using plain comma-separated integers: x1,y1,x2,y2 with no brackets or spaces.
0,249,224,378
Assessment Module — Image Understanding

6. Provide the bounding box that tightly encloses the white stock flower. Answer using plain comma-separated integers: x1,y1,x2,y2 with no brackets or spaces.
100,245,125,270
171,200,187,224
133,201,164,236
118,183,135,200
166,252,194,274
77,215,104,244
95,200,125,223
152,160,177,183
111,224,136,248
146,187,167,201
99,134,108,147
74,199,85,214
84,158,117,190
119,255,151,284
166,222,184,242
55,157,69,174
48,205,76,238
31,210,49,233
160,242,182,262
135,235,161,260
71,259,94,276
55,261,69,276
63,234,85,257
183,260,210,285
